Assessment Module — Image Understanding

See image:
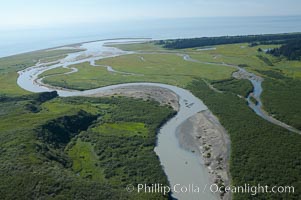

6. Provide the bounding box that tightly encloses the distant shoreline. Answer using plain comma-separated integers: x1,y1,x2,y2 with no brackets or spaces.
0,37,152,59
2,15,301,58
3,31,301,59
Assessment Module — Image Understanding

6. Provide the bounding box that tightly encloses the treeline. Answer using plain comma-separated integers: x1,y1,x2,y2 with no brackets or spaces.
267,39,301,60
158,33,301,49
38,110,97,147
211,78,253,97
0,91,58,103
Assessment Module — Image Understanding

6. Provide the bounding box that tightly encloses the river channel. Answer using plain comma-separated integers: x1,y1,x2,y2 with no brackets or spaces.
17,39,218,200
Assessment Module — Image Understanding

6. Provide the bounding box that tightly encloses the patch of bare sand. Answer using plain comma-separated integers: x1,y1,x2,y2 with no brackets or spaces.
88,85,179,111
177,110,231,200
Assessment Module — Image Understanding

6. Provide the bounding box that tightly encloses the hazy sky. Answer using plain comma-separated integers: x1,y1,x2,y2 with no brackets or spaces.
1,0,301,29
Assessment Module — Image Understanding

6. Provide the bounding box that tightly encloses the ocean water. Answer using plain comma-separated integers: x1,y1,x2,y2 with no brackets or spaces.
1,16,301,58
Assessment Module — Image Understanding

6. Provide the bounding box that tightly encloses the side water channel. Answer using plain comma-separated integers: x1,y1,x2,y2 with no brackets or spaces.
183,54,301,135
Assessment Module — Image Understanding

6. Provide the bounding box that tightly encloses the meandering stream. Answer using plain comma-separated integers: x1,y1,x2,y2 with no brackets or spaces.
182,54,301,134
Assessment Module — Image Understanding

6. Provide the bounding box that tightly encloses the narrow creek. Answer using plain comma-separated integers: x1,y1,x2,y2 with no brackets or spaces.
183,54,301,134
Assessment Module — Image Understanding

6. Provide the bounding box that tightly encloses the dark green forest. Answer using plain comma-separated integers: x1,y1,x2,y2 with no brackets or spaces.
159,33,301,49
0,93,175,200
211,78,253,97
267,39,301,60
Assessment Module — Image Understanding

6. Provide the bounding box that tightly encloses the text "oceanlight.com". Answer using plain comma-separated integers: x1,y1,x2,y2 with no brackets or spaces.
126,183,295,196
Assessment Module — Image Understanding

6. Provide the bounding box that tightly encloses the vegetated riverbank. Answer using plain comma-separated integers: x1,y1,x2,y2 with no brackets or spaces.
187,79,301,200
256,71,301,130
0,92,176,200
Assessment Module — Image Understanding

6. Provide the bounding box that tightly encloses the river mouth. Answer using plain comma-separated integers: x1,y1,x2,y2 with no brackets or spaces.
17,39,220,200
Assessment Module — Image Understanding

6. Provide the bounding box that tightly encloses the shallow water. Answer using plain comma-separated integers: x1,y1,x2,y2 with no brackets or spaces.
3,16,301,58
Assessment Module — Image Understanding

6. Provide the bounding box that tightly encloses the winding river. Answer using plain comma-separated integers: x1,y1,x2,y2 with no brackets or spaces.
17,39,217,200
17,39,300,200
